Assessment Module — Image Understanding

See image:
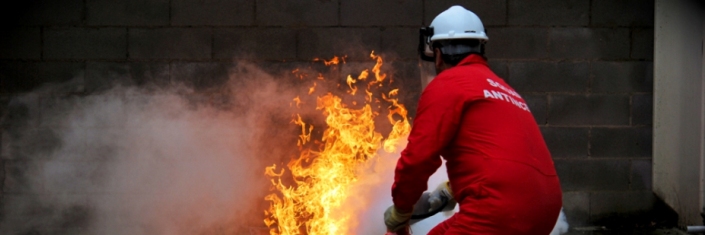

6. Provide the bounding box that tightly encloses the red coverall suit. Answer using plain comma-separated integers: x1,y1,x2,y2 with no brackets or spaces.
392,54,562,234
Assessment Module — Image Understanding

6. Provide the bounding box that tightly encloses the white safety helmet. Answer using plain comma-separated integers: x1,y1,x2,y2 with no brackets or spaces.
419,6,488,61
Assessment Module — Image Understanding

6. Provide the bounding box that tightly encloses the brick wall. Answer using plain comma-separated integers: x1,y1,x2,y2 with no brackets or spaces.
0,0,656,231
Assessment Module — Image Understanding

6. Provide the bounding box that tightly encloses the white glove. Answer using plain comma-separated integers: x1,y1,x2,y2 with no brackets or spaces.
427,181,457,212
383,205,412,232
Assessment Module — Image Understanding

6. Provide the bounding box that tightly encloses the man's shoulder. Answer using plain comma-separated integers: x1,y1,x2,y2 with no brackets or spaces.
435,64,490,84
424,67,485,97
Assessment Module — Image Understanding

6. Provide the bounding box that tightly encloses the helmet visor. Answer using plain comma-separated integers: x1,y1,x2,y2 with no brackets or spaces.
418,27,435,62
418,57,436,90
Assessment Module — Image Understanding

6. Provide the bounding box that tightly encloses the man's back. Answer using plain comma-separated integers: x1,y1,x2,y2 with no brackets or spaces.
386,5,562,235
418,54,562,234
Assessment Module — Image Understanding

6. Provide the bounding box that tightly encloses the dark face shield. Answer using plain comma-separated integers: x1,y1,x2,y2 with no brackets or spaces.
418,27,434,62
418,60,436,90
418,27,436,90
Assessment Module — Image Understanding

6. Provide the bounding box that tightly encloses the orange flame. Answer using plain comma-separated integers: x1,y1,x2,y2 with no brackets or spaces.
346,75,357,95
368,51,387,88
309,82,317,95
358,69,369,81
314,56,347,66
292,68,308,80
292,96,302,108
265,52,411,235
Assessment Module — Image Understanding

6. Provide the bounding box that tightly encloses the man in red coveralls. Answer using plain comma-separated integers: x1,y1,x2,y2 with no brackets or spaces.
383,5,562,235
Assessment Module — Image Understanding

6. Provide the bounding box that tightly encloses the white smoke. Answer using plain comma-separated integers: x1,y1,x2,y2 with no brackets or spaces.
550,208,570,235
343,146,456,235
0,63,300,234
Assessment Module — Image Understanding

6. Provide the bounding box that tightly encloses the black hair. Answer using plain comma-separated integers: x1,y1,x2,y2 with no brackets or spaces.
432,39,485,66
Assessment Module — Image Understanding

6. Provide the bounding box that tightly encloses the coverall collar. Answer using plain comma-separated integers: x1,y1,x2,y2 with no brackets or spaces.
456,54,487,67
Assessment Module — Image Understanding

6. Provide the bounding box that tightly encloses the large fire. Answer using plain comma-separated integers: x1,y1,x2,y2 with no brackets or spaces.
264,52,411,235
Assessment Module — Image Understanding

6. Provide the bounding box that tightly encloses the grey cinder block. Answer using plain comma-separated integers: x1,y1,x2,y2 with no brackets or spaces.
385,60,423,116
485,27,549,59
85,62,170,91
171,0,254,26
341,0,422,26
0,27,41,59
214,28,297,60
632,94,653,126
86,0,169,26
562,192,590,227
386,60,422,93
128,62,171,87
85,62,130,92
548,94,630,126
631,28,654,60
508,0,589,26
0,159,3,192
631,159,652,190
423,0,507,26
591,61,653,93
0,61,40,94
256,0,339,26
549,28,630,60
589,191,656,222
44,27,127,60
253,61,315,79
297,28,381,61
381,28,419,60
0,94,8,112
0,97,39,133
170,62,230,90
0,62,85,94
524,95,547,125
487,60,508,80
591,0,654,27
9,0,84,26
590,127,652,158
540,127,589,158
554,159,631,191
128,28,212,59
508,61,589,93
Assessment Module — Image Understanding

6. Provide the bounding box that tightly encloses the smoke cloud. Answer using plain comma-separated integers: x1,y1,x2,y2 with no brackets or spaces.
345,149,456,235
0,62,306,234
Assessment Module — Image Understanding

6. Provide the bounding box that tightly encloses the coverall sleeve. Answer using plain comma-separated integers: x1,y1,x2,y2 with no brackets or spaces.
391,77,468,212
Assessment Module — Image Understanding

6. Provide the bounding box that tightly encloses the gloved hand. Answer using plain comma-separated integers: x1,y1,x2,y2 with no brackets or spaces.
383,205,413,232
428,181,457,212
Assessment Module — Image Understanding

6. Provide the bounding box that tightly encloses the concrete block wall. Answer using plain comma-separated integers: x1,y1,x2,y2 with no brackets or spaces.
0,0,656,231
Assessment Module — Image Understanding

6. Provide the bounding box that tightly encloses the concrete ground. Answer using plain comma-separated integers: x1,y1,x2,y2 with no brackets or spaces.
565,228,690,235
250,226,693,234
